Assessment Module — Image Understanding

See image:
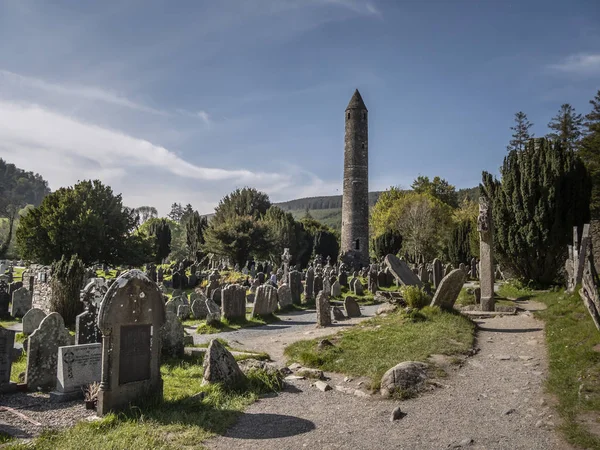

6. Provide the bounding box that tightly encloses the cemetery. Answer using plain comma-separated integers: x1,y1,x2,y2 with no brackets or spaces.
0,88,598,450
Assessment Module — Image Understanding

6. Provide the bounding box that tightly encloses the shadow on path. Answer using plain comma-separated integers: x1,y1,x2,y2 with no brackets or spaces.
224,413,315,439
477,326,543,334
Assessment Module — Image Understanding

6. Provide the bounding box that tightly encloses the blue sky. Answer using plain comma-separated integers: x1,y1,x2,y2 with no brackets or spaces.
0,0,598,215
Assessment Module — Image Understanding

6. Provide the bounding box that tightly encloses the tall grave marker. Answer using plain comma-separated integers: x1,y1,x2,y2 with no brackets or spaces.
478,196,495,311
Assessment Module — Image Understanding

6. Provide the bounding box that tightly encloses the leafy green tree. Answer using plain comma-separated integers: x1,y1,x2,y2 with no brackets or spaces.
181,203,195,225
134,206,158,225
149,218,172,263
16,180,151,265
411,176,458,208
185,211,208,260
263,206,309,265
579,90,600,219
547,103,583,151
372,229,403,259
203,187,273,265
507,111,534,152
482,138,591,285
168,203,184,223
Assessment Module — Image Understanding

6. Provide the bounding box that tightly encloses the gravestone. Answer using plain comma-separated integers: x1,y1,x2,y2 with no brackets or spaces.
459,263,467,274
191,294,208,320
26,312,72,391
289,271,302,305
384,255,422,287
331,280,342,298
222,285,246,321
0,326,16,393
277,284,293,309
97,270,166,416
313,274,324,297
75,302,101,345
0,280,9,317
478,196,495,311
211,288,222,305
368,271,378,294
430,269,467,310
177,304,190,320
344,296,361,317
10,287,32,318
202,339,246,386
316,291,331,327
205,298,221,325
161,311,184,357
171,271,181,290
444,263,453,277
377,271,388,288
81,278,108,307
353,278,364,296
323,277,331,298
257,272,266,284
418,265,428,283
304,267,315,302
251,285,278,317
165,296,185,316
471,258,478,280
432,259,443,290
9,281,23,297
339,271,348,288
22,308,46,335
52,343,102,401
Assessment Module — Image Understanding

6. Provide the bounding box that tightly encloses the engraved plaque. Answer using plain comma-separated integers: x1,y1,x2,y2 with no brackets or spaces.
119,324,151,385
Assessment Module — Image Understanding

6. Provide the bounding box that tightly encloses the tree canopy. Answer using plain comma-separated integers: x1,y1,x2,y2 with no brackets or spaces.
507,111,534,152
411,175,458,208
547,103,583,151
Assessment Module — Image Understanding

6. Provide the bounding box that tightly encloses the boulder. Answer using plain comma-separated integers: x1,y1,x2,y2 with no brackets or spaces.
380,361,429,398
202,339,246,387
344,296,361,317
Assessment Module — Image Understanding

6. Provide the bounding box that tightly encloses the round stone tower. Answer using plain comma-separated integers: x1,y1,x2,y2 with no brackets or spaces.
341,89,369,269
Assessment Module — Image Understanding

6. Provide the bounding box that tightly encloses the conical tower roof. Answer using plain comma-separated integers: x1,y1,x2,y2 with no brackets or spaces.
346,89,367,111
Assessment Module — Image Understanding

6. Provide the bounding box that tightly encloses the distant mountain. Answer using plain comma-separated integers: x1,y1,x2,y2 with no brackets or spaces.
275,186,479,231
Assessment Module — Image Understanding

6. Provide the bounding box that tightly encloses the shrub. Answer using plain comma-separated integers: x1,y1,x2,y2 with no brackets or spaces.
400,285,431,309
50,254,86,326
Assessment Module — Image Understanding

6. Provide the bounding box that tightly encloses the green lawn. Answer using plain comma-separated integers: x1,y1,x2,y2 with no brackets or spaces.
194,314,279,334
5,355,282,450
530,289,600,449
284,306,475,389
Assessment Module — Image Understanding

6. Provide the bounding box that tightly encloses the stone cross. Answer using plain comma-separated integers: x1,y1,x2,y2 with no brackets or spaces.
478,196,495,311
281,248,292,282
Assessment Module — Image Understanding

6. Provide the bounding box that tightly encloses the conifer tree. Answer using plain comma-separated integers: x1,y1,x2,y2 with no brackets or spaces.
507,111,534,152
483,138,591,285
547,103,583,151
579,90,600,218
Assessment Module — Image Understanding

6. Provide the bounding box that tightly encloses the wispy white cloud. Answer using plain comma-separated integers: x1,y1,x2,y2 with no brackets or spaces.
319,0,381,17
0,69,167,115
196,110,211,125
548,53,600,75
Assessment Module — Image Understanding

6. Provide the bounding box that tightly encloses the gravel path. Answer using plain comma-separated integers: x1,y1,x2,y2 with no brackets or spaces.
207,303,572,450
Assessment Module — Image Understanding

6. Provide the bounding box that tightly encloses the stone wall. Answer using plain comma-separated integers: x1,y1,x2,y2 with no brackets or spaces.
590,219,600,274
28,266,53,313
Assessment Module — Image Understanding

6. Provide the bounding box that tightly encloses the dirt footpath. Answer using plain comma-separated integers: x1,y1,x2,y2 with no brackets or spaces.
207,304,571,450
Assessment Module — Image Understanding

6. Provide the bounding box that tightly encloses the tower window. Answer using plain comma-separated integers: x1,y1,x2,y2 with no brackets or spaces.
362,143,365,150
362,112,366,120
355,239,360,250
347,112,350,119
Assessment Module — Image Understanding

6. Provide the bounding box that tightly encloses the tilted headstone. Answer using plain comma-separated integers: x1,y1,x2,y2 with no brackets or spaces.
222,284,246,320
277,284,293,309
344,296,361,317
251,285,278,317
384,254,422,287
316,291,331,327
53,343,102,399
289,271,302,305
160,311,185,357
22,308,46,335
430,269,467,310
97,270,166,416
10,287,32,318
26,312,72,391
0,326,16,393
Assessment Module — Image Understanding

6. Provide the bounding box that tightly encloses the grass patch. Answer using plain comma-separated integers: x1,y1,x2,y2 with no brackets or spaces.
497,280,536,300
456,287,476,306
10,351,26,382
195,314,279,335
532,289,600,448
0,319,20,329
5,355,282,450
14,332,25,343
284,306,475,388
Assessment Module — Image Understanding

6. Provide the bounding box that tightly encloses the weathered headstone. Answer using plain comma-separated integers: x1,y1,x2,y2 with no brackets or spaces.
0,326,16,393
277,284,293,310
251,285,278,317
432,259,443,290
430,269,466,310
377,271,388,288
344,296,361,317
22,308,46,335
316,291,331,327
418,265,428,283
191,293,209,319
10,287,32,318
353,278,364,296
161,311,184,357
314,274,324,297
478,196,495,311
470,258,478,280
332,306,346,321
177,304,190,320
202,339,246,386
339,271,348,288
222,285,246,321
97,270,166,416
289,271,302,305
384,254,422,287
0,280,9,317
304,267,315,302
8,281,23,297
205,298,221,325
75,302,101,345
26,312,72,391
331,280,342,298
211,288,222,305
52,343,102,401
165,296,185,315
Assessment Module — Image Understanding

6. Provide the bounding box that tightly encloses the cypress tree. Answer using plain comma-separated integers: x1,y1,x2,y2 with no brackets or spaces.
579,90,600,218
547,103,583,151
446,219,472,266
507,111,534,152
150,218,172,263
483,137,591,285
